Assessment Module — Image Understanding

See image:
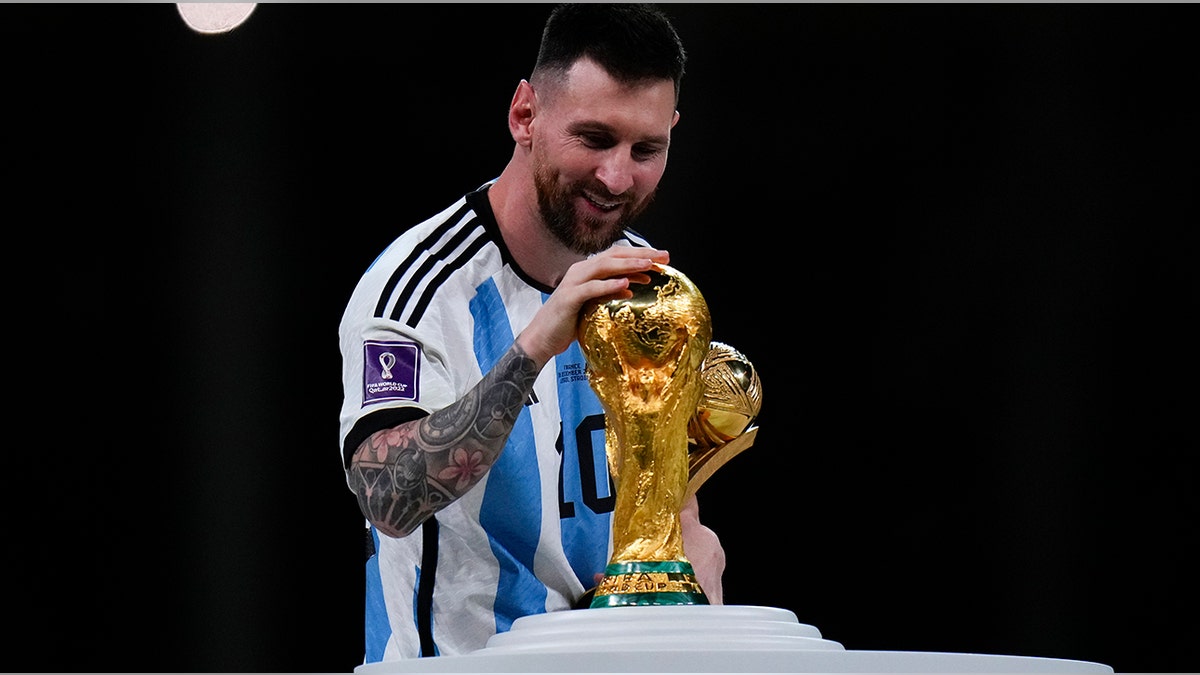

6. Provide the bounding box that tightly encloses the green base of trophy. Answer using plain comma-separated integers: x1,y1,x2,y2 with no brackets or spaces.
589,560,710,608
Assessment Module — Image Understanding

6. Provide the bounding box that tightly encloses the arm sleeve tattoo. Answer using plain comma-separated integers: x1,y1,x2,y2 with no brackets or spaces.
347,342,542,538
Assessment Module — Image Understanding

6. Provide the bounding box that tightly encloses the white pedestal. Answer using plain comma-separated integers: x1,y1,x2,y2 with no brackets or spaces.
355,605,1114,673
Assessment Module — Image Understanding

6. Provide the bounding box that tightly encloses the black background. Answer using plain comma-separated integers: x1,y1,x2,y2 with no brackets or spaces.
6,4,1197,673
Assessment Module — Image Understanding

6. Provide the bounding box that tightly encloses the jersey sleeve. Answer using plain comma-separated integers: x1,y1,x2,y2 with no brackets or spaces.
337,252,465,473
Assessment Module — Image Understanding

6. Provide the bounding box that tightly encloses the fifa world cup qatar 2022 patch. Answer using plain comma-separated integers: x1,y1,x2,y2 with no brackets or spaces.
363,340,420,405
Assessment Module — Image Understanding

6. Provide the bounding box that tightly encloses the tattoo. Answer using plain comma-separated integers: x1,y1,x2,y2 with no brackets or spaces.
348,343,541,538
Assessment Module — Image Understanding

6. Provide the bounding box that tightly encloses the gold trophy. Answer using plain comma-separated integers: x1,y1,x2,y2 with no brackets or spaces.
578,264,761,608
685,340,762,500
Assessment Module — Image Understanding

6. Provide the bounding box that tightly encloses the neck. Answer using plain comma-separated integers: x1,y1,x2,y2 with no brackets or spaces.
488,163,584,288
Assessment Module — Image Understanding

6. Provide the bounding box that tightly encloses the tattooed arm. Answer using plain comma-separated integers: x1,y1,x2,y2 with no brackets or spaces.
347,245,670,539
347,342,541,538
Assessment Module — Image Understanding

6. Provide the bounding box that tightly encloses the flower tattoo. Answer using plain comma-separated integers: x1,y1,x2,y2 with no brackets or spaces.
438,448,488,491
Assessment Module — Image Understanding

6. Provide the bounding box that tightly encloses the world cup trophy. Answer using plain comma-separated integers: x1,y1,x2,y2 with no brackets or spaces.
578,264,761,608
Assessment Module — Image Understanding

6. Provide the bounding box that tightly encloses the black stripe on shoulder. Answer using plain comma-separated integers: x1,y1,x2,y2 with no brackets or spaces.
405,233,491,328
373,201,474,319
390,217,489,325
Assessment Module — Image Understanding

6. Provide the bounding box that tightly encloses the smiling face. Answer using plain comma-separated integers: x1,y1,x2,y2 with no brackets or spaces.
529,57,680,255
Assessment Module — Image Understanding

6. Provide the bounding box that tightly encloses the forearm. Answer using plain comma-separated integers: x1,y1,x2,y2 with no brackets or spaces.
681,494,726,604
347,342,541,538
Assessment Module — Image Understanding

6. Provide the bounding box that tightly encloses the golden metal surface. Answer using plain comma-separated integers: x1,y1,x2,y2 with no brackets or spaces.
578,264,712,565
595,572,706,596
687,341,763,452
684,341,763,498
686,426,758,500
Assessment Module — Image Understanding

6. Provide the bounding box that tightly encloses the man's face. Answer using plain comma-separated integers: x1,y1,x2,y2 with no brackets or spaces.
530,58,679,255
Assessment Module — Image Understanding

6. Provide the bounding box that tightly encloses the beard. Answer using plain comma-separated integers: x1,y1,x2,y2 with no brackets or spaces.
532,157,655,256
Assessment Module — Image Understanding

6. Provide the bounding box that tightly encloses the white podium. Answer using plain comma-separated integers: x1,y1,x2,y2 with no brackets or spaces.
355,605,1114,673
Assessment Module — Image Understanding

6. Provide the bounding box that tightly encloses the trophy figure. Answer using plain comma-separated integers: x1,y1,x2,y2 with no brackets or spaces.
578,264,761,608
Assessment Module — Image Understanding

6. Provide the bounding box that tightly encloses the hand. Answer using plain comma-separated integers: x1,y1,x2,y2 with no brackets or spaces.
516,246,669,366
681,493,726,604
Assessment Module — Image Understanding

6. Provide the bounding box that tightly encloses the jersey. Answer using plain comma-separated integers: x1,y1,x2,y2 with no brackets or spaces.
338,182,652,663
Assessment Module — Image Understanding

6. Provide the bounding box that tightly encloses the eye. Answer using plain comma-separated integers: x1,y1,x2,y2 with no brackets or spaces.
632,144,667,161
580,132,615,149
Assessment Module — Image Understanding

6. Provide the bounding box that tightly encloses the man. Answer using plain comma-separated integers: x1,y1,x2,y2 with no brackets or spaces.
338,4,725,662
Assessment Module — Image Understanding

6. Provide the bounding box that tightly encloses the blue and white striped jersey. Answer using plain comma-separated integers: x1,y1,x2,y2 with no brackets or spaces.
338,182,651,662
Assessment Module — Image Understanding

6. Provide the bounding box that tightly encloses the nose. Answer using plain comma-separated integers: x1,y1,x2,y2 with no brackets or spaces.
595,150,635,196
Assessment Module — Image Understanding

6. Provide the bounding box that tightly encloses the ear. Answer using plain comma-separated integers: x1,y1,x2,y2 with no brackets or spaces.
508,80,537,147
671,109,680,129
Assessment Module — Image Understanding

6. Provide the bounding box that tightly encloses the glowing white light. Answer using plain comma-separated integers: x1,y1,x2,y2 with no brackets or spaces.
177,3,257,34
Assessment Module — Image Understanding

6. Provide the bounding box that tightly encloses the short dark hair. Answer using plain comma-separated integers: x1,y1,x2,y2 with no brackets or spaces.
532,3,687,103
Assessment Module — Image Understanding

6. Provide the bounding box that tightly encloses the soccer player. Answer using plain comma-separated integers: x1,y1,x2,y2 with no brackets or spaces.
338,4,725,662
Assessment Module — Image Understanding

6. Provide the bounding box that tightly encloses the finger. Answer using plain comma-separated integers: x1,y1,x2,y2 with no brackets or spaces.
580,277,632,302
551,276,629,308
580,255,660,282
594,245,669,263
